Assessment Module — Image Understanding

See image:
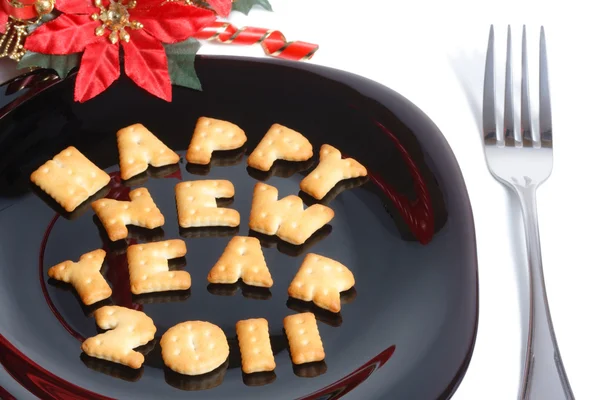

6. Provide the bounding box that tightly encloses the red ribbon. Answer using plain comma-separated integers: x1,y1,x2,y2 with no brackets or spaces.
195,20,319,61
1,0,38,21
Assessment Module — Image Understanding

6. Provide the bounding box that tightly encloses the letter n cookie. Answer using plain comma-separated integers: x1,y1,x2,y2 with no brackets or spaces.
81,306,157,369
249,182,334,245
300,144,367,200
236,318,276,374
207,236,273,287
92,187,164,241
117,123,180,180
186,117,247,165
47,249,111,305
283,313,325,365
30,146,110,212
128,239,190,295
247,124,313,171
161,321,229,375
175,180,240,228
288,253,355,313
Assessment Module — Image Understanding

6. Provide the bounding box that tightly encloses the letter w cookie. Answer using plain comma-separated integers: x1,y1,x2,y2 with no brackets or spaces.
82,306,156,369
300,144,367,200
92,187,164,241
128,239,190,295
249,182,334,245
288,253,355,313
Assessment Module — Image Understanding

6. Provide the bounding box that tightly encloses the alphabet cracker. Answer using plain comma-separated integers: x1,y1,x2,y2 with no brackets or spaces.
236,318,276,374
207,236,273,288
288,253,355,313
247,124,313,171
92,187,164,241
127,239,190,295
30,146,110,212
81,306,156,369
283,312,325,365
161,321,230,375
117,123,180,180
47,249,111,305
249,182,334,245
300,144,367,200
175,180,240,228
186,117,247,165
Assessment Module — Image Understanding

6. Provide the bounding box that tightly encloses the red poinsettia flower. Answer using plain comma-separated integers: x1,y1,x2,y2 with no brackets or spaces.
204,0,232,17
25,0,216,102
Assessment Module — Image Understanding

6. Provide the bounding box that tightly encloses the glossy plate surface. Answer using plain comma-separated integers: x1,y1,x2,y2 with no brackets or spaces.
0,56,478,400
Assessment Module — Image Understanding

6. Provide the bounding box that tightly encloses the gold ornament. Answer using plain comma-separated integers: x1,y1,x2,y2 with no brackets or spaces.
0,19,29,61
34,0,55,15
91,0,143,44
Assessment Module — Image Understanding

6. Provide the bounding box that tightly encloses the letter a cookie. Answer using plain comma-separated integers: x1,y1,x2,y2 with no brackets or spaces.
236,318,276,374
128,239,190,295
47,249,111,305
283,313,325,365
175,180,240,228
82,306,156,369
300,144,367,200
247,124,313,171
117,123,180,180
249,182,334,245
288,253,355,313
186,117,247,165
207,236,273,287
92,187,164,241
161,321,229,375
30,146,110,212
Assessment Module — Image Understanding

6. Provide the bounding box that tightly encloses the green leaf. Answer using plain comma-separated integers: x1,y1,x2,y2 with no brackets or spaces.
26,12,58,34
17,52,81,79
232,0,273,15
164,39,202,91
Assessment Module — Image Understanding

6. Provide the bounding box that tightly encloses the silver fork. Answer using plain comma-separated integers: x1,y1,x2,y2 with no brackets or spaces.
482,26,575,400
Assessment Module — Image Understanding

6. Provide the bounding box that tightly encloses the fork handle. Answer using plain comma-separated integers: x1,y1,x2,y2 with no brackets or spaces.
515,184,575,400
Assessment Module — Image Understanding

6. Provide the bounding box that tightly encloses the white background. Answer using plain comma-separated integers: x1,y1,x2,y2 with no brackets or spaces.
196,1,600,399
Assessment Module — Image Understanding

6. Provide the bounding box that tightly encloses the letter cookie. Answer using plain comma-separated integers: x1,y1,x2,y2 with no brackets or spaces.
117,123,180,180
236,318,276,374
186,117,247,165
207,236,273,287
30,146,110,212
47,249,111,305
283,313,325,365
249,182,334,245
161,321,229,375
300,144,367,200
128,239,190,295
92,187,164,241
288,253,355,313
175,180,240,228
247,124,313,171
81,306,156,369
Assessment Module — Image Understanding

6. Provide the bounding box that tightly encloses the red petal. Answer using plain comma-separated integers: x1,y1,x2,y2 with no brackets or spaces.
55,0,97,14
122,30,171,101
132,3,216,43
24,15,101,55
74,40,120,102
205,0,231,17
0,13,8,34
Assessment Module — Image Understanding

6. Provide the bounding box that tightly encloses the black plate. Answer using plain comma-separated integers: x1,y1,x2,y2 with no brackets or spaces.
0,56,478,400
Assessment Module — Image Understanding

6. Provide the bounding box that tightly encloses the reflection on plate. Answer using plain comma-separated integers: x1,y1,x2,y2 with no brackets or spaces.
164,360,229,391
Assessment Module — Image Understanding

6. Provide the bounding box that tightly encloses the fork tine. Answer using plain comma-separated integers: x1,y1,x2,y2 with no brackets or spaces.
503,26,515,146
483,25,497,145
521,25,534,147
539,26,552,148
